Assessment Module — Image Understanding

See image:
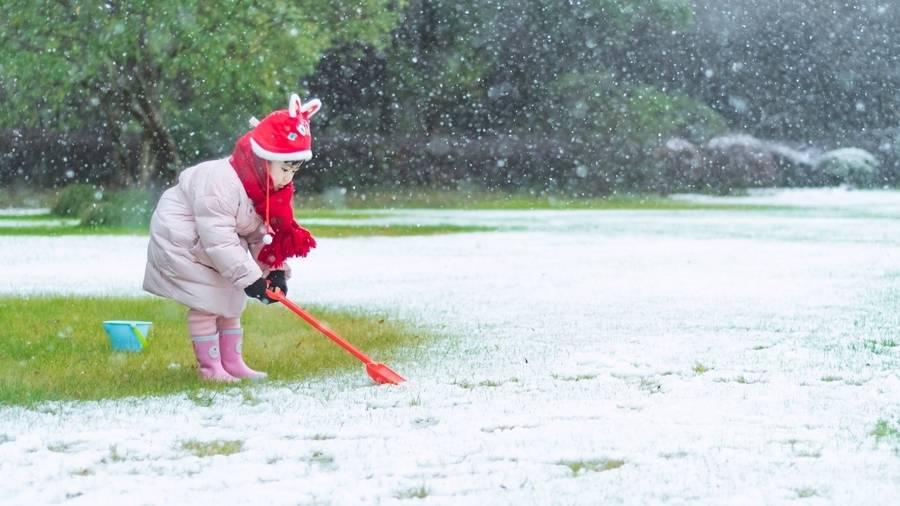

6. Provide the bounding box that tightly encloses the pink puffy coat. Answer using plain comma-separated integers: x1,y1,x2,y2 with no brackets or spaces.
143,157,280,316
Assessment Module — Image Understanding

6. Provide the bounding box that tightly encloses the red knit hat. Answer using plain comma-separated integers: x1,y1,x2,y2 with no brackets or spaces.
229,93,322,268
249,93,321,161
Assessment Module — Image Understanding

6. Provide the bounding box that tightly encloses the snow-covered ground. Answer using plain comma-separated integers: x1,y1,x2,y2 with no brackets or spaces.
0,208,78,228
1,188,898,505
673,187,900,214
0,208,52,216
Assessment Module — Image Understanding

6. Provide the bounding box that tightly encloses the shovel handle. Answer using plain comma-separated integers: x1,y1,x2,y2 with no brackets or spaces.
266,289,375,365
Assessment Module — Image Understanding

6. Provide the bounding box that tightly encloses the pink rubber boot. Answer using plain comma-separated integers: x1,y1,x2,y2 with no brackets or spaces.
219,328,268,380
191,334,238,382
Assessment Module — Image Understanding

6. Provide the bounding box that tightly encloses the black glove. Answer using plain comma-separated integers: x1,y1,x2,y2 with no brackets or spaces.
266,270,287,296
244,277,275,304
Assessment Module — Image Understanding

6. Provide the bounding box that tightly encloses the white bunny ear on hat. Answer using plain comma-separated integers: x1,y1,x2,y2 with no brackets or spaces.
288,93,302,118
300,98,321,118
287,93,321,119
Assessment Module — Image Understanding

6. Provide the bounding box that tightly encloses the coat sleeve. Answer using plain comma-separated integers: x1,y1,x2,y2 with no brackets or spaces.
192,186,262,290
246,230,272,276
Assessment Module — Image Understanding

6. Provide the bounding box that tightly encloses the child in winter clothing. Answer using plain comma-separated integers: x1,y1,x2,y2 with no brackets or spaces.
143,93,321,381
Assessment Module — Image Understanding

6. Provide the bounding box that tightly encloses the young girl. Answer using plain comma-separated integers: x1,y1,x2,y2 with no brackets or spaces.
143,94,321,381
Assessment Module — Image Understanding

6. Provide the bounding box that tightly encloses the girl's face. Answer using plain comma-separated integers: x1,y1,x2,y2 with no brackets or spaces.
269,160,304,191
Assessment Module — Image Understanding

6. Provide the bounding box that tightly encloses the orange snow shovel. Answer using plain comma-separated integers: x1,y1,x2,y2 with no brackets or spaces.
266,289,406,385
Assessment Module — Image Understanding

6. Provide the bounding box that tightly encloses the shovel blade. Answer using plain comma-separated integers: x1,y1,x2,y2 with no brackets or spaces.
366,362,406,385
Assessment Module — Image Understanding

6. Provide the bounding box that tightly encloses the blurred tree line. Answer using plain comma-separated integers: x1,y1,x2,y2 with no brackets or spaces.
1,0,898,195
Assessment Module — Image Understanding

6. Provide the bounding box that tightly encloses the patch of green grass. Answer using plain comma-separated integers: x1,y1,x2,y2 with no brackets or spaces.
850,339,898,355
241,391,263,406
453,378,518,389
307,223,494,237
302,188,782,211
394,486,429,499
308,451,334,466
48,441,78,453
559,459,625,476
552,373,597,382
713,375,764,385
186,391,218,407
692,362,710,374
871,420,900,441
481,425,517,433
0,186,790,238
0,296,424,405
102,445,127,463
639,377,662,392
412,417,439,428
0,213,59,221
796,488,817,498
296,209,382,220
181,439,244,457
0,225,144,236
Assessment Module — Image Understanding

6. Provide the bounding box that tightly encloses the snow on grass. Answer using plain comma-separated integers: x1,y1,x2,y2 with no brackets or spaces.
672,186,900,210
0,207,52,216
0,188,898,504
0,218,80,228
0,208,79,228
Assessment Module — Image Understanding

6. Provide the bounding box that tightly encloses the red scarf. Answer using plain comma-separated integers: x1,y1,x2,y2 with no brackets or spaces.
229,133,316,268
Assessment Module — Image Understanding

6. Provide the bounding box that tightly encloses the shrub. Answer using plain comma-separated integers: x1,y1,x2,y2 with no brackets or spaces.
51,184,100,216
652,134,822,194
698,134,779,194
80,187,155,228
816,148,880,187
650,138,703,193
545,73,729,193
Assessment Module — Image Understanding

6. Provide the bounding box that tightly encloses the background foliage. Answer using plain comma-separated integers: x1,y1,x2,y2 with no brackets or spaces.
0,0,401,187
1,0,897,196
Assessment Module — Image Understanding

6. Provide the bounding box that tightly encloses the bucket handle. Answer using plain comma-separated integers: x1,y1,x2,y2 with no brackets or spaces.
128,323,148,349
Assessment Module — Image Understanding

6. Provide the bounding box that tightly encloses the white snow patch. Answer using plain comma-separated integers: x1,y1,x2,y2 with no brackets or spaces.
1,195,899,504
673,186,900,210
0,218,79,228
0,207,52,216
